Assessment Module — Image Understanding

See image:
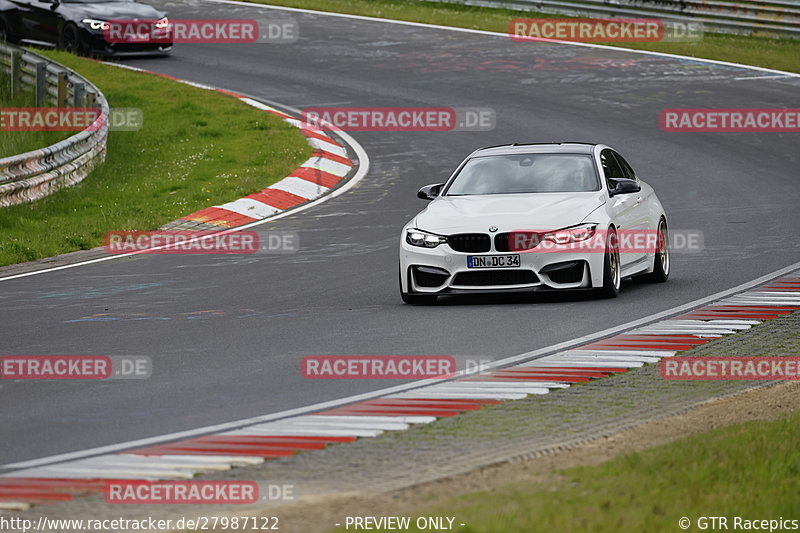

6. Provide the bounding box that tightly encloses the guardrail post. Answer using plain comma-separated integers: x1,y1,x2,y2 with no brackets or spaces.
35,62,46,107
73,82,84,109
57,71,68,107
9,50,21,98
85,89,96,108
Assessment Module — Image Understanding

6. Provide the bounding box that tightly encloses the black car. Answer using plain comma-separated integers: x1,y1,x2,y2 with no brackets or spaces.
0,0,171,56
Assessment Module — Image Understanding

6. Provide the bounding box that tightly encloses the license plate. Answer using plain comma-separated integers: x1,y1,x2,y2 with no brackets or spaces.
467,254,520,268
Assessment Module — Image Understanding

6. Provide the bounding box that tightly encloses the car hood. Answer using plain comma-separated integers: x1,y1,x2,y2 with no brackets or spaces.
63,2,166,21
413,192,606,233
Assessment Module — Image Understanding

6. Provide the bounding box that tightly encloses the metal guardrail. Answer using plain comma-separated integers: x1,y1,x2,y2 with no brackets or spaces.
0,43,109,207
431,0,800,38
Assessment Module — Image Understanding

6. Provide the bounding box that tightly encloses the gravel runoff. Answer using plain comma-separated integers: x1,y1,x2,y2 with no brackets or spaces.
7,311,799,532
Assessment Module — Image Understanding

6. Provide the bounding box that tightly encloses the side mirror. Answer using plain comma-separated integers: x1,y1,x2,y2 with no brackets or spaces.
417,183,443,201
609,179,641,196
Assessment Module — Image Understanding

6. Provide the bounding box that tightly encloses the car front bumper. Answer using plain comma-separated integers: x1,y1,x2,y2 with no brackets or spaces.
400,238,606,295
84,30,172,57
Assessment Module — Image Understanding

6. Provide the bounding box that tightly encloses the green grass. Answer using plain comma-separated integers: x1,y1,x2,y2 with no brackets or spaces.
0,69,72,157
352,411,800,533
245,0,800,73
0,50,311,266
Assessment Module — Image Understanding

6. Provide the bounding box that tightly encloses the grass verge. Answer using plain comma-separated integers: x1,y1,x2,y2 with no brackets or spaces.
352,410,800,533
244,0,800,73
0,50,311,266
321,310,800,533
0,69,72,157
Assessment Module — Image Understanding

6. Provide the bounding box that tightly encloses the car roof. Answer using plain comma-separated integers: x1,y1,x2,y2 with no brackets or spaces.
471,143,597,157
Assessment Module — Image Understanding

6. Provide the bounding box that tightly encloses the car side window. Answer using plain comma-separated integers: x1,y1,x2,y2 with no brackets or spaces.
600,149,626,188
612,152,638,181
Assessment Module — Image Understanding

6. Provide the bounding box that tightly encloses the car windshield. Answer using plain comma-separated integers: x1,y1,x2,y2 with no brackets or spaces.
445,153,600,195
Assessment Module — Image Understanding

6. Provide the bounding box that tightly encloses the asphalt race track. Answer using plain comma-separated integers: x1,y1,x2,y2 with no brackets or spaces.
1,0,799,466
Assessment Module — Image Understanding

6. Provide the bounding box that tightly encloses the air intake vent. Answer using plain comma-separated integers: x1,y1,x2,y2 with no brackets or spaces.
447,233,491,253
452,270,538,286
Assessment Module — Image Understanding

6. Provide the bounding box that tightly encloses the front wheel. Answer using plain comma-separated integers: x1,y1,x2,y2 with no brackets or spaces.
0,17,13,43
399,265,437,305
595,229,620,298
58,23,84,54
644,218,670,283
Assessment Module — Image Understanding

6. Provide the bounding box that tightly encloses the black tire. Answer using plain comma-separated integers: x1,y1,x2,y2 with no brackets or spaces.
643,218,670,283
58,23,84,54
596,229,621,298
0,17,12,43
399,266,437,305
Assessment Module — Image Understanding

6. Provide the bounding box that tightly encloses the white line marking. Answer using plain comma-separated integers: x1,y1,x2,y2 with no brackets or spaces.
388,391,531,400
88,455,233,471
238,97,285,114
308,137,347,157
0,503,30,511
270,176,329,199
221,427,383,437
215,197,279,219
310,415,437,424
283,418,409,430
205,0,800,79
640,322,749,327
7,466,194,480
463,380,570,388
564,349,678,358
630,330,729,336
530,360,635,368
150,455,264,466
734,74,794,80
178,79,219,90
433,385,552,395
282,117,326,133
661,320,759,326
538,356,645,368
563,354,662,363
5,264,798,472
723,299,800,305
0,98,370,283
300,155,352,176
741,291,800,297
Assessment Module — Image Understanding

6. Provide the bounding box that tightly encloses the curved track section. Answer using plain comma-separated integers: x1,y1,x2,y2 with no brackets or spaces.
1,1,799,469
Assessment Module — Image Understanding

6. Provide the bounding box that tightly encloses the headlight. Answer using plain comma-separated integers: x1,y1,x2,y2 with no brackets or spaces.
82,18,110,31
406,229,447,248
544,224,597,245
154,17,170,29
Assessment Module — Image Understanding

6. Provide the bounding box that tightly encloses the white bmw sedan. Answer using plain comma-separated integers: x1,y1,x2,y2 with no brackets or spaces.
399,143,669,304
